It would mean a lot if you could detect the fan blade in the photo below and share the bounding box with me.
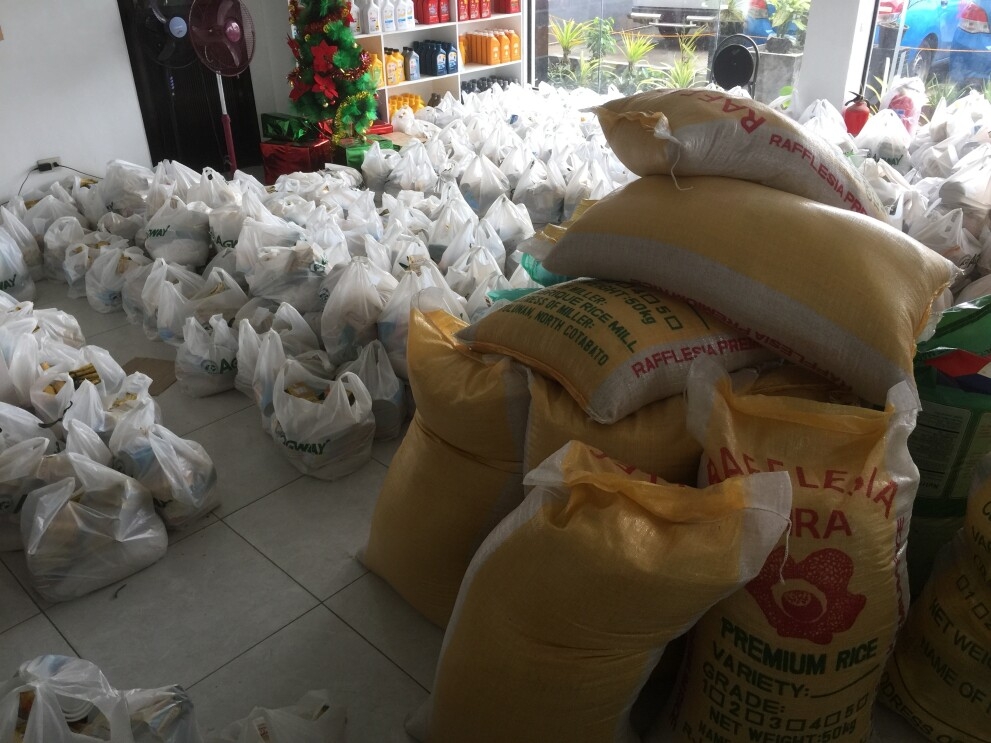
[217,0,237,28]
[148,0,168,24]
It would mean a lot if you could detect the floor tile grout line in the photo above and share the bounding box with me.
[322,570,370,601]
[215,473,306,521]
[167,396,256,438]
[184,603,330,691]
[324,603,431,694]
[216,518,328,607]
[0,559,45,618]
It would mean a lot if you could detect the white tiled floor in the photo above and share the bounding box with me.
[0,279,441,740]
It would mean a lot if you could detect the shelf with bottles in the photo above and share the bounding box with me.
[385,74,459,91]
[460,59,519,74]
[457,11,520,26]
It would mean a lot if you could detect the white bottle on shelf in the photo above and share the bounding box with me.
[404,0,415,29]
[382,0,396,32]
[396,0,410,30]
[365,0,381,33]
[352,0,363,34]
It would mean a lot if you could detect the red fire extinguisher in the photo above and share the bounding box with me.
[843,93,871,136]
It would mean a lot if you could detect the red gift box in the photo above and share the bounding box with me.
[260,138,333,185]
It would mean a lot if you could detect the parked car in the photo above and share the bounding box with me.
[875,0,961,81]
[949,1,991,84]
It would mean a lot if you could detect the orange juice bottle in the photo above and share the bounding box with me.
[498,31,510,63]
[509,28,520,60]
[488,32,500,65]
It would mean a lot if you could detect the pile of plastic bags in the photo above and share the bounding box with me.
[0,290,218,602]
[0,83,634,481]
[0,654,347,743]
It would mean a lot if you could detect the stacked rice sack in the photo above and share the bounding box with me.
[373,88,966,743]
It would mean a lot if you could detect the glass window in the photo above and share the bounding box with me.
[530,1,820,106]
[865,0,991,105]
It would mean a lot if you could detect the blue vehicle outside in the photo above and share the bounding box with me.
[874,0,961,81]
[950,1,991,83]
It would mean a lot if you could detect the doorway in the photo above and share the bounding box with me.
[116,0,262,173]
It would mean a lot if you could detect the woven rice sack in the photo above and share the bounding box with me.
[541,175,957,406]
[593,88,886,219]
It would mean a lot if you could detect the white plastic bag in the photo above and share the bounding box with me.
[101,373,162,441]
[86,247,153,314]
[97,211,146,242]
[176,314,239,398]
[512,158,566,227]
[909,202,982,275]
[0,401,58,453]
[122,261,157,326]
[271,363,375,480]
[466,268,512,322]
[157,268,247,346]
[0,655,136,742]
[385,141,438,197]
[140,259,207,341]
[320,257,394,365]
[336,340,405,440]
[29,369,74,440]
[209,690,346,743]
[0,225,35,300]
[360,141,400,202]
[186,167,239,208]
[26,196,86,242]
[208,205,246,253]
[563,159,613,221]
[0,437,48,552]
[379,258,465,379]
[109,400,219,529]
[427,196,479,263]
[252,329,287,432]
[22,454,167,602]
[99,159,154,215]
[459,153,511,217]
[483,194,535,256]
[235,319,262,398]
[143,197,211,267]
[0,205,44,280]
[64,419,113,467]
[243,243,329,313]
[271,302,320,357]
[43,216,86,281]
[445,245,503,298]
[855,109,913,171]
[499,140,536,193]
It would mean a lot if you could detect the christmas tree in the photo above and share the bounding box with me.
[287,0,378,142]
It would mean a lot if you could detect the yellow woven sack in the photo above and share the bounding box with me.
[406,308,529,461]
[362,414,524,628]
[458,278,772,424]
[524,371,701,484]
[416,441,792,743]
[878,453,991,743]
[593,88,887,219]
[658,356,921,743]
[541,175,958,406]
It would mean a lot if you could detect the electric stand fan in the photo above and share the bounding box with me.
[134,0,198,163]
[188,0,256,175]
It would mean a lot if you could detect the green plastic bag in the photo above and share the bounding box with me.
[909,294,991,517]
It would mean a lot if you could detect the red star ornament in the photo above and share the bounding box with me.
[312,73,339,102]
[311,40,339,74]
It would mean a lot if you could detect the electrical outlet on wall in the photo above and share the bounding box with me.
[36,157,61,172]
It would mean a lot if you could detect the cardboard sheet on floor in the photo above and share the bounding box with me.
[121,357,176,396]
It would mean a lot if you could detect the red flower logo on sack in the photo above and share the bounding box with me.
[745,547,866,645]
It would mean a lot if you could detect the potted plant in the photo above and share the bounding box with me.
[754,0,809,102]
[548,17,592,73]
[766,0,810,53]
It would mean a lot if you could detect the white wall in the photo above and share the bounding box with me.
[0,0,151,204]
[242,0,296,125]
